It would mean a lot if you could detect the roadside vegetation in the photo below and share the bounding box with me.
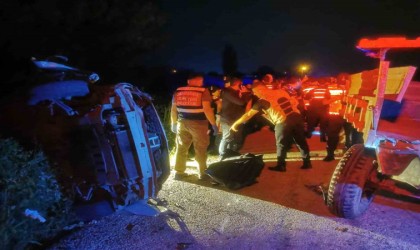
[0,138,76,250]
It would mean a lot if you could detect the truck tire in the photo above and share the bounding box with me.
[327,144,377,218]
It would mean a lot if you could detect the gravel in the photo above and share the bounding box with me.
[48,170,420,250]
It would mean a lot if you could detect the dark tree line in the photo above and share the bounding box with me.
[0,0,166,97]
[222,44,238,77]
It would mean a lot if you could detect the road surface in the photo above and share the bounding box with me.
[49,128,420,250]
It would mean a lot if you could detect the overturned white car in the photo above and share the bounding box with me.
[26,56,170,220]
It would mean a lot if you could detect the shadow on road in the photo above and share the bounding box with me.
[177,157,420,219]
[168,128,420,247]
[177,158,338,217]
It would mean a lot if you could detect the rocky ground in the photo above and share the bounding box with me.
[48,159,420,250]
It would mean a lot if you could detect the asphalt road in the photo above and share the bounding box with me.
[49,129,420,250]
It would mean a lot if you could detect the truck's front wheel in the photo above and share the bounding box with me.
[327,144,378,218]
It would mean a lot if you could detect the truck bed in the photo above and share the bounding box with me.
[377,81,420,141]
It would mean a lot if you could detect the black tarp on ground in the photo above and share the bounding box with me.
[205,150,264,190]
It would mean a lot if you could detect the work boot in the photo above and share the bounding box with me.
[174,172,191,180]
[323,154,335,162]
[323,149,335,162]
[268,157,286,172]
[300,160,312,169]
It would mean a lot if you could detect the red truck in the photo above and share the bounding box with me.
[327,37,420,218]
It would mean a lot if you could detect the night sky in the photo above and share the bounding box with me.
[141,0,420,77]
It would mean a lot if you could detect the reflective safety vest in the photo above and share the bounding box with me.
[307,86,330,110]
[329,99,343,115]
[311,87,330,100]
[174,86,206,120]
[261,89,300,125]
[328,87,345,115]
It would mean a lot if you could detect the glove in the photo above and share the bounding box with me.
[211,124,219,136]
[171,123,177,133]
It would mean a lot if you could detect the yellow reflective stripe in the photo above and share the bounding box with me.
[177,87,205,92]
[278,100,290,106]
[177,108,204,113]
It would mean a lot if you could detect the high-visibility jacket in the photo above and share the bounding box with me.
[174,86,207,120]
[305,86,331,111]
[328,87,346,115]
[308,86,330,101]
[329,99,343,115]
[257,88,300,125]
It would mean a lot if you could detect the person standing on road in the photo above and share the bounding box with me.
[243,75,276,133]
[218,77,251,158]
[207,85,222,154]
[304,78,331,141]
[282,76,308,120]
[230,81,311,172]
[322,90,345,161]
[335,72,364,150]
[171,73,218,180]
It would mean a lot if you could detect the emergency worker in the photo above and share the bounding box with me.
[323,87,345,161]
[241,80,264,136]
[282,76,307,118]
[240,81,254,103]
[305,78,331,141]
[336,72,364,149]
[262,73,274,84]
[208,85,222,154]
[218,77,250,157]
[260,73,275,89]
[171,73,218,180]
[247,75,276,132]
[231,82,311,172]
